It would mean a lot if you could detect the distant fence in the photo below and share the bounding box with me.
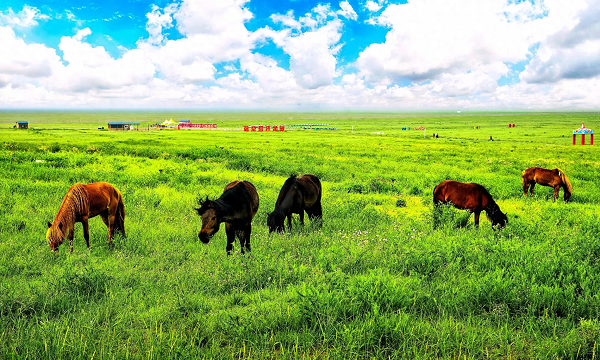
[287,124,337,130]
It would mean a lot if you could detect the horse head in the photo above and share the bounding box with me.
[487,207,508,230]
[267,211,285,233]
[46,220,65,251]
[195,197,221,243]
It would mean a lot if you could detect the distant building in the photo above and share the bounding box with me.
[16,121,28,129]
[108,122,140,131]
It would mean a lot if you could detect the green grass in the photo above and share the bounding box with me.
[1,112,600,358]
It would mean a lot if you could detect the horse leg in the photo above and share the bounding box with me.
[241,224,252,253]
[82,216,90,249]
[474,211,480,229]
[68,227,75,253]
[522,181,529,196]
[299,211,305,226]
[529,183,535,197]
[225,223,235,255]
[107,213,115,247]
[306,203,323,227]
[553,186,559,202]
[432,203,440,228]
[287,215,293,232]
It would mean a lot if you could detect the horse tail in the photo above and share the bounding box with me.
[114,189,126,237]
[557,168,573,197]
[432,183,442,205]
[313,175,322,202]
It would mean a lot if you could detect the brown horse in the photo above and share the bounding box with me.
[433,180,507,229]
[521,167,572,202]
[47,182,125,252]
[196,180,259,255]
[267,174,322,233]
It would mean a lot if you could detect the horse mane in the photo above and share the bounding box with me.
[196,196,217,215]
[473,183,495,204]
[477,184,504,222]
[485,201,503,222]
[275,174,298,206]
[50,183,89,236]
[556,168,573,195]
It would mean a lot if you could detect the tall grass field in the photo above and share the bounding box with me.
[1,112,599,359]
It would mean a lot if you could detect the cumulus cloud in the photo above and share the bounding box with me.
[0,5,48,28]
[338,1,358,20]
[145,4,178,45]
[1,0,600,109]
[365,1,383,12]
[0,26,60,79]
[173,0,252,36]
[521,0,600,84]
[267,4,353,89]
[356,0,537,87]
[51,28,156,92]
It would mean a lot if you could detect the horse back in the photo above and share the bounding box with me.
[296,174,321,207]
[531,167,560,187]
[81,182,121,217]
[434,180,492,211]
[222,180,259,220]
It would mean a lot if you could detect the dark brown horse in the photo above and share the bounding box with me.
[521,167,572,202]
[433,180,507,229]
[268,174,322,233]
[196,180,259,255]
[47,182,125,252]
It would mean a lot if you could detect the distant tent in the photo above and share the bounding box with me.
[161,119,177,127]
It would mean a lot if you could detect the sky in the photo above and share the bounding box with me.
[0,0,599,110]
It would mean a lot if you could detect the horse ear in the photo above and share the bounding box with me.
[47,221,52,228]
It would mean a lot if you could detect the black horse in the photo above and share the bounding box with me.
[267,174,322,233]
[196,180,259,255]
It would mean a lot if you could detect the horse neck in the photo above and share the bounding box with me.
[53,193,78,230]
[484,201,501,218]
[275,186,296,216]
[212,198,234,220]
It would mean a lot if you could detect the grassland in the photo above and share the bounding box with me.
[1,111,599,359]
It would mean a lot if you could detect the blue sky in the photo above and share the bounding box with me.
[0,0,599,109]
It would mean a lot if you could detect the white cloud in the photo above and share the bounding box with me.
[266,5,347,89]
[521,0,600,83]
[365,1,383,12]
[0,5,48,28]
[51,29,156,92]
[271,11,301,31]
[145,4,178,45]
[173,0,252,36]
[240,53,297,93]
[1,0,600,109]
[0,26,60,79]
[338,1,358,20]
[357,0,536,86]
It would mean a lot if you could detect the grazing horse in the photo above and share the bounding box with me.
[196,180,259,255]
[433,180,507,229]
[521,167,572,202]
[267,174,322,233]
[47,182,125,252]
